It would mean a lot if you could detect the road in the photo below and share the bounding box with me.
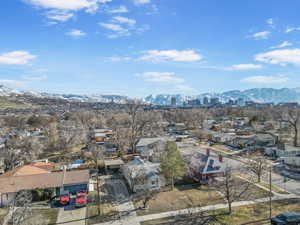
[177,142,300,196]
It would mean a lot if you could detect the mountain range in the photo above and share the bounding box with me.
[1,85,300,105]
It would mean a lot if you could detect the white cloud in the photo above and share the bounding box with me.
[25,0,111,11]
[99,22,129,38]
[249,31,270,40]
[108,5,128,13]
[241,75,289,84]
[266,18,275,28]
[133,0,151,5]
[24,0,112,22]
[112,16,136,26]
[226,64,263,71]
[0,80,28,87]
[285,27,300,33]
[109,56,132,62]
[271,41,292,49]
[22,74,48,81]
[45,10,74,21]
[66,29,86,37]
[175,84,197,93]
[255,48,300,66]
[0,51,37,65]
[139,72,185,83]
[140,50,203,62]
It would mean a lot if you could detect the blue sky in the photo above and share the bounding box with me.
[1,0,300,97]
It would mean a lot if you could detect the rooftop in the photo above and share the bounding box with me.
[0,169,89,194]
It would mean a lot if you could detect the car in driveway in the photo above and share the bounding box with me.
[59,191,70,205]
[75,191,88,208]
[271,211,300,224]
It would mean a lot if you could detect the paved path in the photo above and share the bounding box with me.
[56,206,86,225]
[137,195,296,222]
[99,179,140,225]
[95,194,297,224]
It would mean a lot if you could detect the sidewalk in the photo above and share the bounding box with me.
[56,207,86,225]
[96,194,297,224]
[137,195,296,222]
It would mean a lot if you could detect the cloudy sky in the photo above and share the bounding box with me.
[2,0,300,96]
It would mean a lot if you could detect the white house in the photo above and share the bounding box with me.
[136,137,168,162]
[121,157,164,192]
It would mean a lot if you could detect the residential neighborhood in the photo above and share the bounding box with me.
[2,0,300,224]
[0,101,300,225]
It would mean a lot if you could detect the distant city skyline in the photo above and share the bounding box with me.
[2,0,300,97]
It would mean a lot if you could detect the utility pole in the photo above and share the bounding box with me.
[269,166,272,221]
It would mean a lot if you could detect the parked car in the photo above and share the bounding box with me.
[76,190,87,197]
[59,191,70,205]
[271,211,300,225]
[75,196,87,207]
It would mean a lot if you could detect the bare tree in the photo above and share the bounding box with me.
[216,167,252,214]
[126,101,154,153]
[89,143,104,215]
[247,157,268,183]
[130,167,160,209]
[10,191,33,225]
[277,107,300,147]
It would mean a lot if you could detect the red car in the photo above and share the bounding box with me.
[59,193,70,205]
[76,191,87,197]
[75,196,87,207]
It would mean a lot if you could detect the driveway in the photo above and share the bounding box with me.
[100,179,140,225]
[56,203,86,225]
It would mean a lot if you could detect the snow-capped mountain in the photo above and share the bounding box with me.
[0,85,129,104]
[2,85,300,105]
[145,88,300,105]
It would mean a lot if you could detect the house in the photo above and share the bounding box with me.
[230,136,256,149]
[64,160,85,170]
[0,169,89,207]
[90,128,113,144]
[254,133,276,147]
[185,149,225,184]
[0,162,54,178]
[121,157,164,192]
[283,156,300,168]
[265,144,300,158]
[104,159,124,171]
[136,137,168,162]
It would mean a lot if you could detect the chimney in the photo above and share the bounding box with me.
[218,155,223,163]
[206,149,210,156]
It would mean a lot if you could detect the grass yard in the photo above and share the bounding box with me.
[141,198,300,225]
[25,208,59,225]
[87,203,118,225]
[215,198,300,225]
[237,172,289,195]
[0,208,8,225]
[134,184,225,216]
